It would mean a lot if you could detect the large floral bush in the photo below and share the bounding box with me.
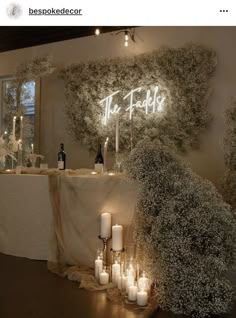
[222,98,236,209]
[125,140,236,317]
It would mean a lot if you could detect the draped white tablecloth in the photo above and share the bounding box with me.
[0,173,138,267]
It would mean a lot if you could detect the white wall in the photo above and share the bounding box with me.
[0,26,235,186]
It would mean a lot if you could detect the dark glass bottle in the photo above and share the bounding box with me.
[58,143,66,170]
[95,144,104,164]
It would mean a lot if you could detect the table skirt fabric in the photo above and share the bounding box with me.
[48,174,138,267]
[0,173,138,267]
[0,174,52,260]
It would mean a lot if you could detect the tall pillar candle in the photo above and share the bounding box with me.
[115,115,119,153]
[12,116,16,140]
[20,116,23,141]
[103,137,109,173]
[130,113,133,151]
[112,224,123,251]
[101,213,111,238]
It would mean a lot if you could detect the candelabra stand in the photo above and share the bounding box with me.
[98,235,111,267]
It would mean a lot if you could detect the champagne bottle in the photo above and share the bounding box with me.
[58,143,66,170]
[94,144,103,173]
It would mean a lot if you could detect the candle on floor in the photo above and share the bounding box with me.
[126,274,135,293]
[95,257,103,280]
[99,269,109,285]
[112,224,123,251]
[128,285,138,301]
[138,272,149,291]
[101,212,111,238]
[112,261,121,285]
[137,289,148,306]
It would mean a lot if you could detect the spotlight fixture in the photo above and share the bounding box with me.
[95,28,100,36]
[114,28,136,48]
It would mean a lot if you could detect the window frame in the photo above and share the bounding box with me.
[0,75,41,154]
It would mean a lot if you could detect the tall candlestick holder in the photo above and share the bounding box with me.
[98,235,111,267]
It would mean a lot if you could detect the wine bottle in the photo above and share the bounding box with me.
[94,143,104,173]
[58,143,66,170]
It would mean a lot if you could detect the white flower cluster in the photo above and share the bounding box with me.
[222,99,236,208]
[61,43,216,153]
[125,140,236,317]
[0,134,18,165]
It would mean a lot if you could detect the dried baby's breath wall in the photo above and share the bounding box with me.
[61,43,216,153]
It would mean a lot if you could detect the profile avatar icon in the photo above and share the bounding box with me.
[7,3,22,19]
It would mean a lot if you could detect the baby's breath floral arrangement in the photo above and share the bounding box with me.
[125,140,236,317]
[61,43,216,153]
[221,98,236,208]
[0,134,18,168]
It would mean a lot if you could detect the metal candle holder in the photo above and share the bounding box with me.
[98,235,111,267]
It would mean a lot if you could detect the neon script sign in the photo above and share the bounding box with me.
[100,86,166,125]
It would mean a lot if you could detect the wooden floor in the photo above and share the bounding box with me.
[0,253,235,318]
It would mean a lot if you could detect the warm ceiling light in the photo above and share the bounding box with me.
[124,31,129,41]
[95,28,100,36]
[124,40,129,47]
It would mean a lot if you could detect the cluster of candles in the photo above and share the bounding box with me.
[94,212,150,306]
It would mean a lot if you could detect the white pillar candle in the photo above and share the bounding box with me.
[128,285,138,301]
[103,137,109,173]
[112,261,121,285]
[138,274,149,291]
[115,115,119,153]
[137,290,148,306]
[126,274,135,293]
[99,270,109,285]
[95,257,103,280]
[112,224,123,251]
[12,116,16,139]
[20,116,23,141]
[101,213,111,238]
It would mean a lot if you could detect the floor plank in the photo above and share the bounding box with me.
[0,253,235,318]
